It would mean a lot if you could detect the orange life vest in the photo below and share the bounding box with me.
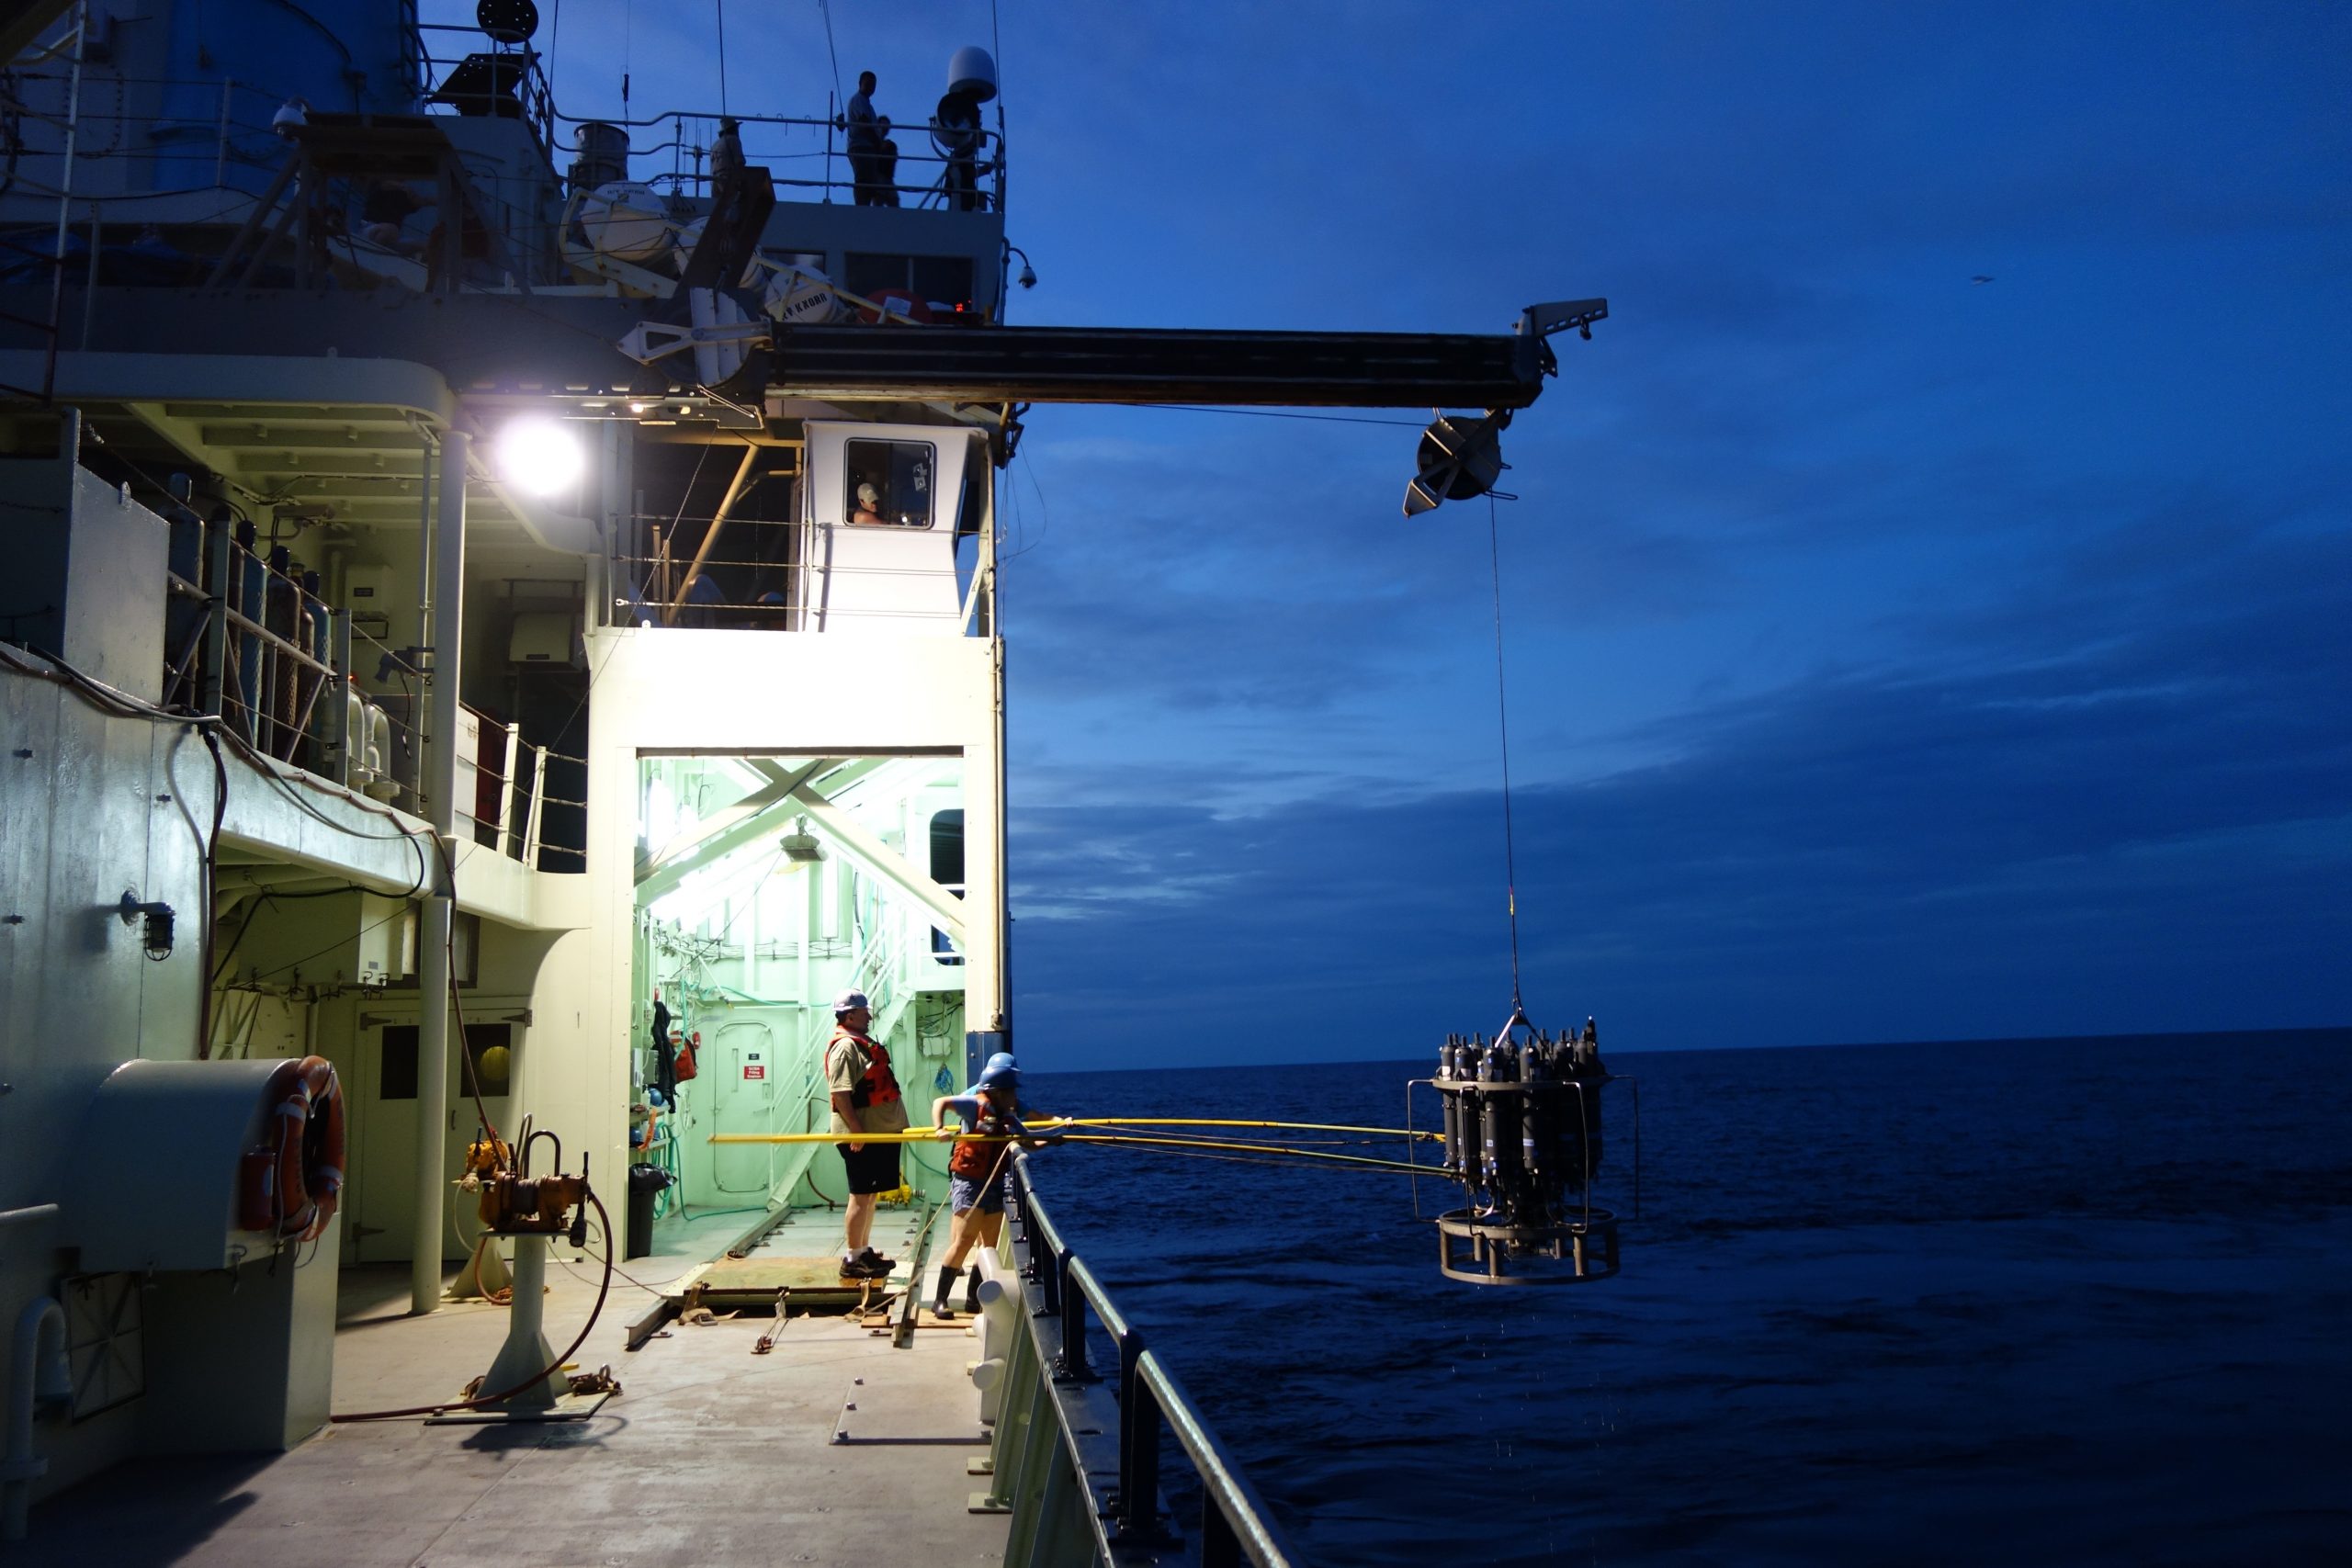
[830,1028,900,1109]
[948,1096,1016,1179]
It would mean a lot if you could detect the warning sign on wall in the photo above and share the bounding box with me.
[743,1064,766,1080]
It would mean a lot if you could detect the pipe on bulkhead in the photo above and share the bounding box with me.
[411,427,469,1316]
[3,1295,71,1541]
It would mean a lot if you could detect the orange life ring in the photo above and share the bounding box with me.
[238,1055,347,1241]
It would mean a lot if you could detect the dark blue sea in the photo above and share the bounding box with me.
[1028,1030,2352,1565]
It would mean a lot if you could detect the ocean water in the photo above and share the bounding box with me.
[1027,1030,2352,1565]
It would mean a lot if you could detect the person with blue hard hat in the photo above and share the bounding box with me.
[928,1052,1044,1315]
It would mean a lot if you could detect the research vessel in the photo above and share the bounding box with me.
[0,3,1605,1559]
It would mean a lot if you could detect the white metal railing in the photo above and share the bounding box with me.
[149,509,588,872]
[612,544,978,632]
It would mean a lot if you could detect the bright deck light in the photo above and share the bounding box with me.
[497,417,585,495]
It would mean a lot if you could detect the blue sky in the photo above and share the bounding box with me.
[503,2,2351,1066]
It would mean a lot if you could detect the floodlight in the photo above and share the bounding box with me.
[497,417,585,496]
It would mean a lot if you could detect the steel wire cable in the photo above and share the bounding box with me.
[1487,491,1524,1011]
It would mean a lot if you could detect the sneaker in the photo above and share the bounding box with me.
[840,1253,888,1280]
[857,1246,896,1270]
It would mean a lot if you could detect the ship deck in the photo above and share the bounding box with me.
[15,1206,1011,1567]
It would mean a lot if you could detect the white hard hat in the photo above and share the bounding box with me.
[856,483,879,506]
[834,988,872,1014]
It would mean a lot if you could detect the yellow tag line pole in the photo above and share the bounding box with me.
[707,1116,1438,1144]
[710,1130,1007,1144]
[707,1127,1431,1175]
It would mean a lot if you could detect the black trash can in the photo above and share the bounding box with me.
[625,1165,673,1260]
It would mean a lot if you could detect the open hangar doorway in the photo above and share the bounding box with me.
[628,752,969,1242]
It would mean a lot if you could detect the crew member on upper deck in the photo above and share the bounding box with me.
[933,83,984,211]
[842,71,899,207]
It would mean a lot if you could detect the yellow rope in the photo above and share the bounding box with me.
[1051,1132,1427,1174]
[703,1128,1424,1178]
[709,1115,1436,1145]
[1055,1116,1439,1141]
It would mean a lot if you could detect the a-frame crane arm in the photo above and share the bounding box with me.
[764,319,1566,410]
[758,299,1604,411]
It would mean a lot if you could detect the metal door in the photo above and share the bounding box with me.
[711,1021,780,1195]
[349,1007,518,1264]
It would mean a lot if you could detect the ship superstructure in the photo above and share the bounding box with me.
[0,2,1594,1557]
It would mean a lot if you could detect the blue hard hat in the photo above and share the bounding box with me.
[978,1052,1019,1090]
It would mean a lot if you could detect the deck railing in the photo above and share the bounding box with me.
[553,106,1005,214]
[158,509,586,872]
[989,1159,1299,1568]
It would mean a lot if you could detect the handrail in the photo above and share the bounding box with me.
[1003,1159,1300,1567]
[548,104,1004,211]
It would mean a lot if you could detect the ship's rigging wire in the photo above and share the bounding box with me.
[817,0,842,107]
[541,1,561,105]
[998,448,1050,564]
[714,0,729,117]
[1486,491,1524,1012]
[990,0,1006,171]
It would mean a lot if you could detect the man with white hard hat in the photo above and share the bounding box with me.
[825,988,908,1278]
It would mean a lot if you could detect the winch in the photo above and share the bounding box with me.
[1427,1011,1623,1284]
[470,1125,593,1247]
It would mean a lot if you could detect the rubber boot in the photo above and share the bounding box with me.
[961,1265,983,1314]
[933,1264,958,1317]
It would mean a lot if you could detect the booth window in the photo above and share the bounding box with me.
[930,808,965,966]
[843,253,976,310]
[844,439,933,527]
